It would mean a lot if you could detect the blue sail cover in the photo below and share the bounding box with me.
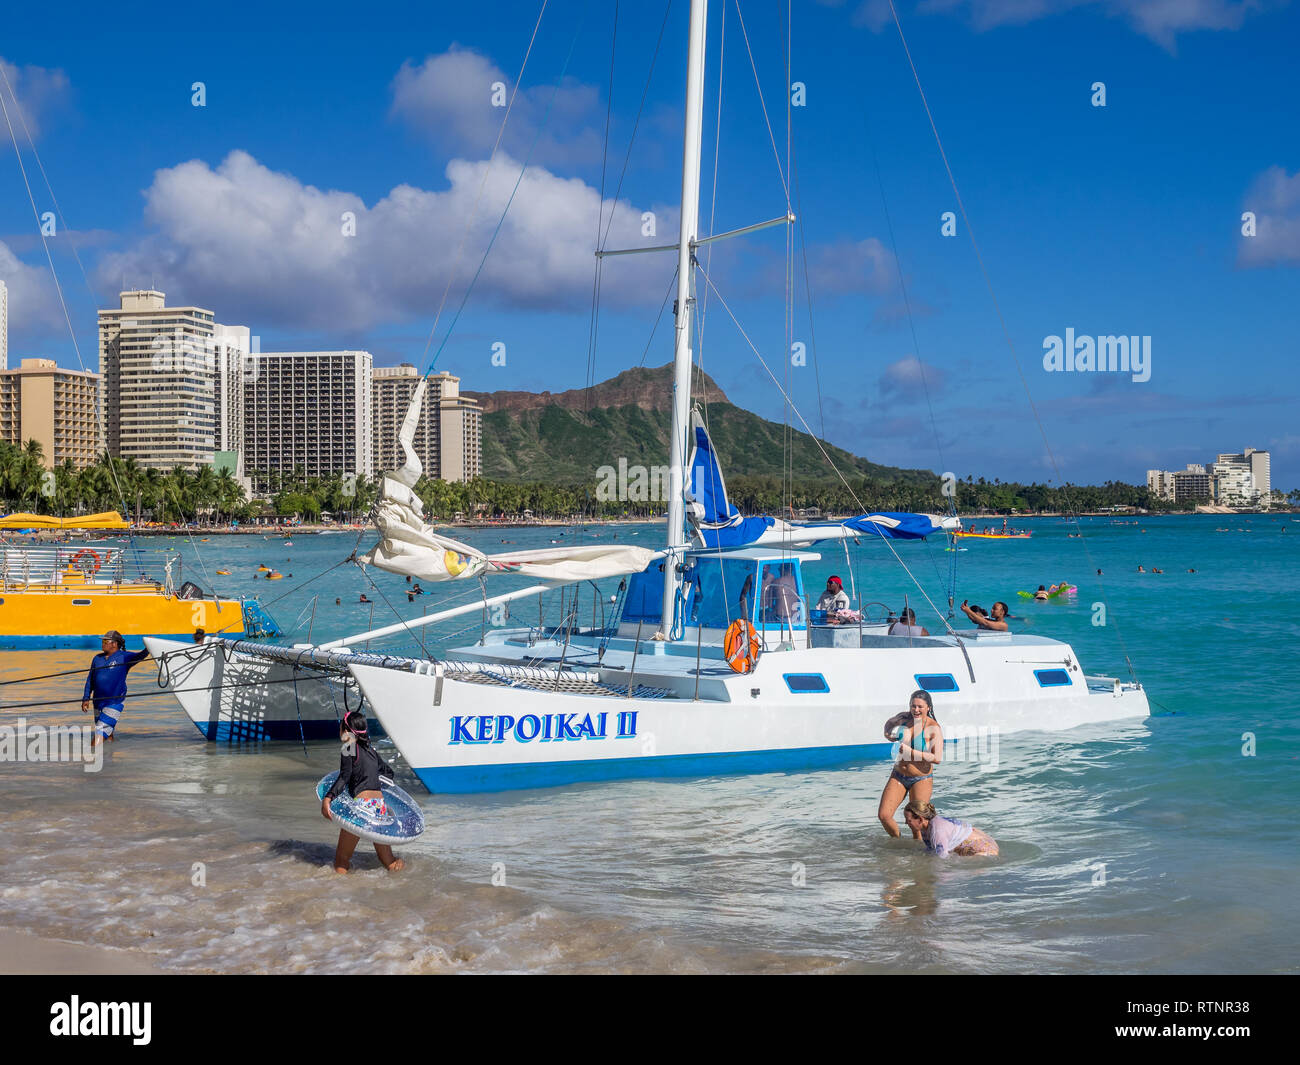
[842,512,946,539]
[688,419,739,524]
[698,515,775,549]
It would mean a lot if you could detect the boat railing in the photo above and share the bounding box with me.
[0,545,127,588]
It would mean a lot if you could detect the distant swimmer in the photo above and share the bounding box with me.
[1097,569,1103,576]
[1034,585,1050,601]
[335,598,342,606]
[878,691,943,839]
[1137,566,1145,573]
[904,801,999,858]
[81,631,151,746]
[359,594,372,604]
[1188,568,1196,573]
[322,710,404,874]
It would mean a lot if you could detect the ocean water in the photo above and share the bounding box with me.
[0,514,1296,973]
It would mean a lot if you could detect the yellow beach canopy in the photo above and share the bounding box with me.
[0,512,131,530]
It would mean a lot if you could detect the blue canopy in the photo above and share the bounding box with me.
[842,512,948,540]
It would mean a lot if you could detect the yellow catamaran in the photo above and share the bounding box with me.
[0,513,279,648]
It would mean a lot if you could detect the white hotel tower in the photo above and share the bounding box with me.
[243,351,373,492]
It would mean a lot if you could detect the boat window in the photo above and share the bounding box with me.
[758,561,805,630]
[1034,669,1072,687]
[71,599,92,606]
[915,673,959,692]
[693,559,759,629]
[783,673,829,693]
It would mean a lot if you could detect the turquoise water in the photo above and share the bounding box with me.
[0,514,1296,973]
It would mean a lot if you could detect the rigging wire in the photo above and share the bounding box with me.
[423,1,592,377]
[419,0,552,373]
[885,0,1139,679]
[696,262,955,632]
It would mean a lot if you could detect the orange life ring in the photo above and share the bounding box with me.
[723,618,761,674]
[71,548,102,575]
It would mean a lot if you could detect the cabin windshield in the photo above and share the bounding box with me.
[689,558,757,629]
[757,561,805,631]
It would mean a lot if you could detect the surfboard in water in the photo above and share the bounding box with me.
[316,771,426,844]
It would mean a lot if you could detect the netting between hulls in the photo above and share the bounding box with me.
[450,670,675,699]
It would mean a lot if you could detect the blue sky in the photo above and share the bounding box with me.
[1,0,1297,489]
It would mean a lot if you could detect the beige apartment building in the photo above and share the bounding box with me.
[243,351,372,493]
[372,364,482,482]
[97,290,247,470]
[0,358,101,468]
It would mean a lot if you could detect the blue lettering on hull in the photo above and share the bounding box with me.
[450,711,639,745]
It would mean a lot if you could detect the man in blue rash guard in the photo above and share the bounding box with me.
[81,630,151,745]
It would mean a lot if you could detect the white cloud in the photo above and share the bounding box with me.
[805,237,897,296]
[0,58,71,140]
[878,354,947,399]
[1238,165,1300,267]
[860,0,1276,46]
[95,149,672,331]
[0,239,67,337]
[390,47,606,169]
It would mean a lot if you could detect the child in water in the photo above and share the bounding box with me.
[321,709,404,873]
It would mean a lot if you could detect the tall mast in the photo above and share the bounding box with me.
[661,0,708,638]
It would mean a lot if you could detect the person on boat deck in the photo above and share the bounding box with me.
[903,800,999,858]
[1034,585,1050,601]
[887,607,930,637]
[322,709,404,874]
[961,599,1010,631]
[80,631,150,746]
[193,628,206,643]
[816,575,850,612]
[761,565,800,622]
[878,691,943,839]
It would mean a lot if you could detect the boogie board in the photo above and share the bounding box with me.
[316,772,426,844]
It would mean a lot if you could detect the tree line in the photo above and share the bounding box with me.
[1,442,1291,524]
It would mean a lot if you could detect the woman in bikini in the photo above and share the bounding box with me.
[903,800,999,857]
[877,690,943,839]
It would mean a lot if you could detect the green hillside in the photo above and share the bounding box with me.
[474,374,934,485]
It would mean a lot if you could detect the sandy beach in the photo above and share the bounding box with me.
[0,928,160,975]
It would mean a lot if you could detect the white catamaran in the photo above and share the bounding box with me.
[146,0,1148,787]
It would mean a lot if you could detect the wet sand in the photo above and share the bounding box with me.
[0,928,160,975]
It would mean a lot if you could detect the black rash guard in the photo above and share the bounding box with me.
[326,743,395,801]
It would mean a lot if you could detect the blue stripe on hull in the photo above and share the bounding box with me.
[193,718,386,743]
[414,741,897,794]
[0,632,244,650]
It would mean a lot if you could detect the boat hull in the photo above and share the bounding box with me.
[2,593,250,648]
[349,636,1149,794]
[145,638,365,742]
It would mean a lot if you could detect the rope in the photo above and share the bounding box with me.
[732,0,790,204]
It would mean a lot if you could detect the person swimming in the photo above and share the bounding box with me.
[904,800,999,858]
[878,691,943,839]
[1034,584,1050,601]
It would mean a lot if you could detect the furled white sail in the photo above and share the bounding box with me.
[360,377,662,583]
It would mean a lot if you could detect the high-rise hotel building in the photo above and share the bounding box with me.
[0,279,8,371]
[0,358,100,468]
[243,351,373,493]
[97,290,247,469]
[371,364,482,482]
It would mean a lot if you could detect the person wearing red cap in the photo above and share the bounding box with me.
[816,575,850,612]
